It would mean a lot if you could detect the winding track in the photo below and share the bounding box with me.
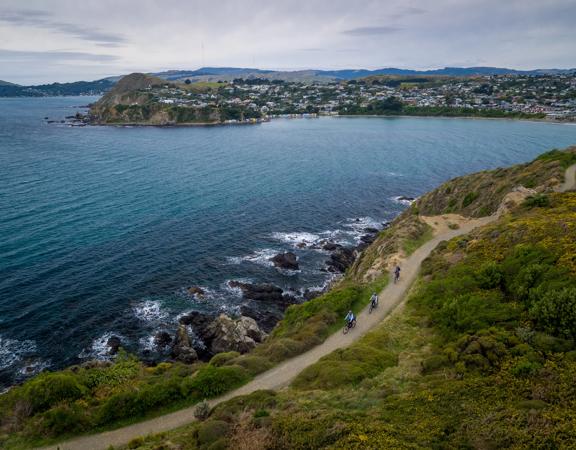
[42,164,576,450]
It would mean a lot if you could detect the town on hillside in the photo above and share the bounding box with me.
[109,73,576,124]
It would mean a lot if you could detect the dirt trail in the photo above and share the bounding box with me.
[44,215,495,450]
[44,165,576,450]
[557,164,576,192]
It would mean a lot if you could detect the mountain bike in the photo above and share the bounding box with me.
[343,318,356,334]
[369,299,378,314]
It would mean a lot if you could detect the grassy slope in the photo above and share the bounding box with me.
[121,189,576,450]
[1,148,574,449]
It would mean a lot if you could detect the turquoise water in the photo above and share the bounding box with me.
[1,96,575,388]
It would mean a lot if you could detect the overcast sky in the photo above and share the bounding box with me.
[1,0,575,84]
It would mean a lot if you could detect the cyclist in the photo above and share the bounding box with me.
[344,310,356,327]
[394,265,401,283]
[370,292,378,308]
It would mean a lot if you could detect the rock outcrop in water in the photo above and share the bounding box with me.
[171,325,198,363]
[270,252,299,270]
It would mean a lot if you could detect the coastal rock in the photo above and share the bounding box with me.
[270,252,299,270]
[302,288,323,301]
[397,196,415,202]
[154,331,172,348]
[106,336,122,355]
[171,324,198,363]
[186,286,206,297]
[227,281,285,303]
[363,227,379,234]
[179,311,214,342]
[360,233,378,245]
[322,241,340,252]
[326,246,356,273]
[239,305,283,333]
[204,314,267,354]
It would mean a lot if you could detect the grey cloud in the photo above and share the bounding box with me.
[0,9,126,44]
[0,48,119,62]
[342,26,401,36]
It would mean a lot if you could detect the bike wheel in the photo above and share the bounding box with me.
[369,304,374,314]
[343,325,349,335]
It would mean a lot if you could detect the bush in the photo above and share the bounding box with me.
[197,420,230,446]
[530,288,576,340]
[476,262,504,289]
[210,352,241,367]
[228,355,273,376]
[462,192,479,208]
[523,194,550,208]
[23,372,86,413]
[510,358,542,377]
[97,390,142,425]
[194,400,211,421]
[182,366,250,399]
[422,355,450,374]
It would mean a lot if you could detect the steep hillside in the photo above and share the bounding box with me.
[89,73,225,125]
[350,147,576,283]
[120,186,576,449]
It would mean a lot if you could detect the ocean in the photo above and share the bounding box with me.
[1,96,575,389]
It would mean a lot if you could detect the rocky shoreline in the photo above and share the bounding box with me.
[98,224,386,365]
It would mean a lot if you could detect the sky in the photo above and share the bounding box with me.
[0,0,575,84]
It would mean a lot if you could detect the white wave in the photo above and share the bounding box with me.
[344,216,384,231]
[222,278,253,297]
[18,359,51,377]
[78,331,126,360]
[227,248,280,268]
[138,335,157,352]
[0,336,37,370]
[391,196,416,206]
[270,231,321,248]
[179,286,216,301]
[133,300,169,323]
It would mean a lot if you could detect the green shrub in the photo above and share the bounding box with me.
[97,390,142,425]
[194,400,211,421]
[476,262,504,289]
[510,358,542,377]
[292,345,396,390]
[530,288,576,340]
[523,194,550,208]
[40,404,90,436]
[23,372,86,413]
[227,355,273,376]
[462,192,479,208]
[197,420,230,446]
[181,366,250,399]
[422,355,450,374]
[210,352,241,367]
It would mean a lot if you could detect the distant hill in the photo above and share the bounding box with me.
[0,78,114,97]
[1,66,575,97]
[152,66,576,83]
